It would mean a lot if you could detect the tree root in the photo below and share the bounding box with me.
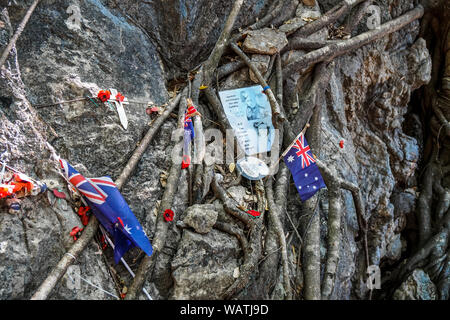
[248,0,285,31]
[321,170,342,299]
[212,173,253,227]
[290,0,366,38]
[125,89,189,300]
[266,177,292,299]
[342,0,374,36]
[283,5,424,80]
[221,181,265,299]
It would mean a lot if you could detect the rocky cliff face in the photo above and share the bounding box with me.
[0,0,443,300]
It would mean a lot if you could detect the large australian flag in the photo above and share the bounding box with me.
[283,133,326,201]
[59,158,153,264]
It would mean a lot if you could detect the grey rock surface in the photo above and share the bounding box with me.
[110,0,273,74]
[393,269,437,300]
[243,28,288,55]
[171,228,241,299]
[183,204,218,234]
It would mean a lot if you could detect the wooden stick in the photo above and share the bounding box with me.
[0,0,41,69]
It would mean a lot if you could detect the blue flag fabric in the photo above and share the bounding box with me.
[283,133,326,201]
[59,159,153,264]
[184,113,194,143]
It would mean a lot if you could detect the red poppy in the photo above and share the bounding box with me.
[97,90,111,102]
[181,155,191,169]
[116,92,125,102]
[77,206,91,226]
[164,209,174,222]
[246,210,261,218]
[339,140,344,149]
[70,226,83,241]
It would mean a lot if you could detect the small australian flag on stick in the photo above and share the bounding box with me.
[283,132,326,201]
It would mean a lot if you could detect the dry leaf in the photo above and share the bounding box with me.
[229,163,235,173]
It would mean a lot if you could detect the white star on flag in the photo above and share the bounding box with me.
[287,155,294,163]
[124,225,132,234]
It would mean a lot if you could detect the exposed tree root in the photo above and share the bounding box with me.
[125,89,189,300]
[266,177,292,299]
[290,0,366,38]
[321,169,342,299]
[283,6,424,80]
[248,0,285,31]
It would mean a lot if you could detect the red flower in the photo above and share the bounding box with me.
[77,206,91,226]
[164,209,174,222]
[246,210,261,218]
[97,90,111,102]
[181,155,191,169]
[339,140,344,149]
[116,92,125,102]
[70,226,83,241]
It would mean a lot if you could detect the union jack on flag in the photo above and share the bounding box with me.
[283,132,326,201]
[58,158,153,264]
[292,133,316,169]
[59,158,114,205]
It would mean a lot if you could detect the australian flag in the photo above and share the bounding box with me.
[59,158,153,264]
[283,133,326,201]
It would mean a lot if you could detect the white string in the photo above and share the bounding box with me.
[99,225,153,300]
[67,272,119,299]
[65,252,77,261]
